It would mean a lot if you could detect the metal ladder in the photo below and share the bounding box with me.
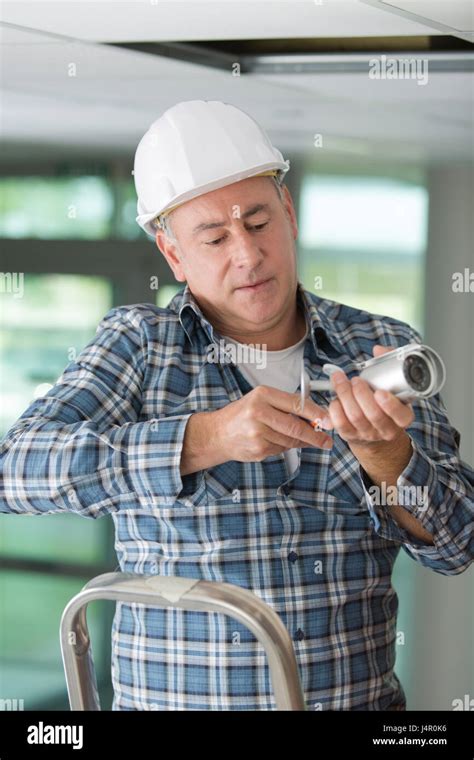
[60,572,306,711]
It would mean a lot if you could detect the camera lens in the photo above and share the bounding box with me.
[403,354,431,392]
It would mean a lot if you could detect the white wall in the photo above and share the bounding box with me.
[407,164,474,710]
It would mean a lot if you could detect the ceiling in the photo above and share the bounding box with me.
[0,0,472,167]
[360,1,473,43]
[0,0,449,43]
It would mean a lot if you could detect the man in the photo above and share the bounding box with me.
[1,100,473,711]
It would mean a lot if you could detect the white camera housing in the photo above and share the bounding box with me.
[300,343,446,409]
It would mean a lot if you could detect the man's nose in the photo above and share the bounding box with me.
[230,228,264,267]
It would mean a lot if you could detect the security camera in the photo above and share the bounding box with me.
[300,343,446,410]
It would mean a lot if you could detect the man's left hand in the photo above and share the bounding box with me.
[319,345,434,542]
[321,345,415,449]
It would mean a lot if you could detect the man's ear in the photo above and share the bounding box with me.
[155,230,186,282]
[281,185,298,239]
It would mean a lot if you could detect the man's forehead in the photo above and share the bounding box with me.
[172,175,277,232]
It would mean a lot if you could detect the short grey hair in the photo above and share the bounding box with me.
[153,174,285,242]
[156,211,176,241]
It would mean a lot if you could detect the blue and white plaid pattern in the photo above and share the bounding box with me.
[1,282,473,710]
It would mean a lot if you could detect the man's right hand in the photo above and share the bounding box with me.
[180,386,333,476]
[212,385,333,463]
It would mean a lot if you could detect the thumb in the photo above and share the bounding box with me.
[373,344,395,358]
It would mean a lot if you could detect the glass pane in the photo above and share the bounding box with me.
[114,177,145,241]
[0,513,110,566]
[0,274,112,433]
[301,257,423,329]
[298,172,426,703]
[299,175,428,331]
[156,284,183,308]
[0,274,113,564]
[0,571,111,709]
[300,176,428,253]
[0,176,113,239]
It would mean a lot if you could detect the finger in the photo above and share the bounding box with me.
[260,422,333,452]
[373,388,415,429]
[327,398,359,438]
[373,344,395,357]
[262,407,334,450]
[350,377,402,439]
[293,393,333,428]
[330,371,375,437]
[258,386,330,428]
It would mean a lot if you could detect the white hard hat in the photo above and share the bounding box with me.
[133,99,290,238]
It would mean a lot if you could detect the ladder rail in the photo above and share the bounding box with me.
[60,572,306,711]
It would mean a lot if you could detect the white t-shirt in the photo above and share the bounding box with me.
[222,325,309,476]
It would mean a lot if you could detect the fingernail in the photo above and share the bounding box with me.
[312,415,331,430]
[375,389,390,403]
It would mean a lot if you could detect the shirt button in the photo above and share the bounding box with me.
[281,485,290,495]
[287,551,298,563]
[294,629,305,642]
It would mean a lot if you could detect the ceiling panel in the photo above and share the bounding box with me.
[0,2,472,165]
[0,0,442,43]
[360,0,474,42]
[389,0,473,30]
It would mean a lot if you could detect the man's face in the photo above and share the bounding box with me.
[156,176,299,336]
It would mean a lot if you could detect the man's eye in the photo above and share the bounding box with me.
[206,236,226,246]
[205,222,269,246]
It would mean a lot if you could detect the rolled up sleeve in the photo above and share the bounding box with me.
[359,391,474,576]
[0,307,204,519]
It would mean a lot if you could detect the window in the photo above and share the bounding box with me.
[156,284,183,309]
[298,172,429,701]
[299,175,428,331]
[0,274,112,432]
[0,274,115,708]
[0,177,114,240]
[0,572,111,709]
[0,173,149,242]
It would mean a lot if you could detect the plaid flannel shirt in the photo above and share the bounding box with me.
[1,281,473,710]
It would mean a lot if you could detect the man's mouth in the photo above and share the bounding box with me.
[236,277,273,291]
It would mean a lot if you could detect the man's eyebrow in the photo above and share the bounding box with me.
[192,203,272,236]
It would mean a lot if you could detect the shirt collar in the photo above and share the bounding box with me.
[176,283,216,345]
[172,280,345,356]
[295,281,345,356]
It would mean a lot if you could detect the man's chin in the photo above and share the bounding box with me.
[229,304,281,331]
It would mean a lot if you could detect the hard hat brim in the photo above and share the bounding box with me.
[136,161,289,238]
